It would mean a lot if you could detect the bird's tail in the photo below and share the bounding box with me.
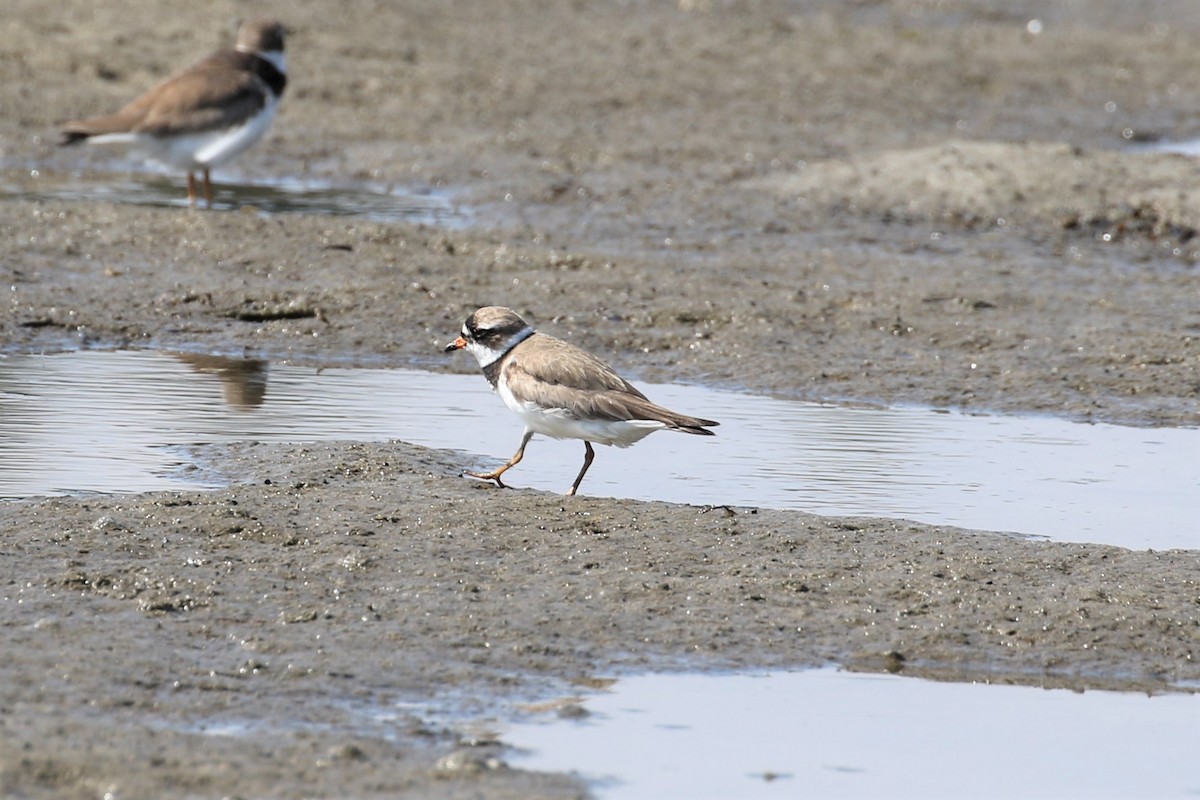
[59,130,91,146]
[672,416,719,436]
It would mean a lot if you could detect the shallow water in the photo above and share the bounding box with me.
[1146,137,1200,157]
[503,668,1200,800]
[0,169,464,225]
[0,349,1196,550]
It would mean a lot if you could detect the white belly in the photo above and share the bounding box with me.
[87,98,279,171]
[192,99,279,167]
[497,380,665,447]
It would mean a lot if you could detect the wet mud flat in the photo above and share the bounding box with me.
[2,0,1200,798]
[2,440,1198,799]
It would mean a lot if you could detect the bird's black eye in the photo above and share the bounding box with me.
[466,318,495,339]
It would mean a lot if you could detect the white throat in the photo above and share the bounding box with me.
[468,326,534,368]
[248,49,287,75]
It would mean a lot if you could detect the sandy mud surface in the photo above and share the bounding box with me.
[1,1,1198,798]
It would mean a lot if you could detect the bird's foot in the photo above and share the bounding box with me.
[464,469,510,489]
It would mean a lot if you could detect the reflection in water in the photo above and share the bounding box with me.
[0,350,1196,550]
[1146,138,1200,157]
[504,668,1200,800]
[0,170,464,226]
[172,353,269,410]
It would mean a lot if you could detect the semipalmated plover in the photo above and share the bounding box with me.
[59,18,288,208]
[445,306,719,496]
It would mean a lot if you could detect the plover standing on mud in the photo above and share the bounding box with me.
[445,306,719,496]
[59,18,288,208]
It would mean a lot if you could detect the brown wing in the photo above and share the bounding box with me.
[61,50,267,140]
[513,334,648,396]
[505,336,719,432]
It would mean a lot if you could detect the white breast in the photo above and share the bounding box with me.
[89,95,279,171]
[192,96,279,167]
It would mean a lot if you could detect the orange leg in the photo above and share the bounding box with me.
[186,172,198,207]
[566,441,596,497]
[202,168,213,208]
[466,430,533,489]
